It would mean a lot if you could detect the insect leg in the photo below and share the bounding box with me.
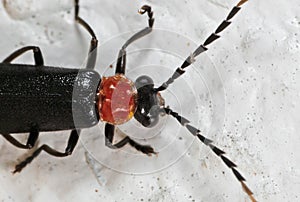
[156,0,248,91]
[105,123,157,155]
[1,126,39,149]
[26,129,39,148]
[2,46,44,66]
[162,107,256,202]
[115,5,154,74]
[13,129,80,173]
[74,0,98,69]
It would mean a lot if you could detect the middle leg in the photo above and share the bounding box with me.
[2,46,44,66]
[1,124,40,150]
[13,129,81,173]
[74,0,98,69]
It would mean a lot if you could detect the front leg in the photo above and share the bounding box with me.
[115,5,154,74]
[105,123,157,155]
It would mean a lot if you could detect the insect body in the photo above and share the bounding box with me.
[0,64,100,133]
[0,0,256,201]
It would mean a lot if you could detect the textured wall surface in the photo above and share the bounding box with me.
[0,0,299,201]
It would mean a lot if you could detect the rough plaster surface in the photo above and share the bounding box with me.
[0,0,299,201]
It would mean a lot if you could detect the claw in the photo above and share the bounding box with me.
[138,5,151,15]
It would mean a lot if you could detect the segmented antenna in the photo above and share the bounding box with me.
[156,0,248,92]
[164,107,257,202]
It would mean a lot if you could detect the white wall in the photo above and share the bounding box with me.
[0,0,299,201]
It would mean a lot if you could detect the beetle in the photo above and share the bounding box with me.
[0,0,256,201]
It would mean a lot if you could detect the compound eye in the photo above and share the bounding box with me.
[135,75,154,89]
[147,115,159,128]
[146,105,160,127]
[139,114,159,128]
